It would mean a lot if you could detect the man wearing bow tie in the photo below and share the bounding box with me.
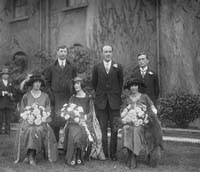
[44,45,77,141]
[131,53,159,105]
[92,45,123,160]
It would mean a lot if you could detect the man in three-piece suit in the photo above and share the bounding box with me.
[92,45,123,160]
[131,53,159,105]
[44,45,77,141]
[0,67,14,134]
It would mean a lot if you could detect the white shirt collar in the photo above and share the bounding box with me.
[103,60,112,68]
[58,58,66,66]
[140,66,148,72]
[2,79,8,86]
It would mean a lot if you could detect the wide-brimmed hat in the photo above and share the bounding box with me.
[124,78,146,90]
[73,76,83,83]
[27,74,45,87]
[0,67,10,76]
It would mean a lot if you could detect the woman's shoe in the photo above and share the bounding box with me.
[29,159,36,166]
[22,157,29,164]
[76,149,83,165]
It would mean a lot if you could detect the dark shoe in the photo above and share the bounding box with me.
[111,155,117,161]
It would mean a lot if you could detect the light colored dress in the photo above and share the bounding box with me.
[14,91,58,163]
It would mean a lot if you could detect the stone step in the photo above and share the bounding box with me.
[8,123,200,144]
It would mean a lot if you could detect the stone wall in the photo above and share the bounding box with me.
[88,0,157,71]
[160,0,200,94]
[0,0,11,65]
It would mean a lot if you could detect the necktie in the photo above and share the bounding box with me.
[61,61,65,69]
[105,63,109,74]
[141,71,145,78]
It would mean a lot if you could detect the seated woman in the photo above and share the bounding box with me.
[121,78,163,169]
[63,76,105,166]
[14,74,58,166]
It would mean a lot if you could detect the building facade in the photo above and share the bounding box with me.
[0,0,200,94]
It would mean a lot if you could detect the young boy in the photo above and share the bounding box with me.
[0,67,14,134]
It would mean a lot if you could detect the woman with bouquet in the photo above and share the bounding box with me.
[14,74,58,166]
[62,76,105,166]
[121,78,162,169]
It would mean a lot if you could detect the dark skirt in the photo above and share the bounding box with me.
[64,122,88,164]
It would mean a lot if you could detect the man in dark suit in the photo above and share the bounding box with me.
[92,45,123,160]
[0,67,14,134]
[131,53,159,105]
[44,45,77,141]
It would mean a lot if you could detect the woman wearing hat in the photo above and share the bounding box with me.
[121,78,162,169]
[14,73,58,166]
[63,76,105,166]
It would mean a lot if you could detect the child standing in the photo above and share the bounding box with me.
[0,67,14,134]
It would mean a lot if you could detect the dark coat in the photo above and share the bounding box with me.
[0,79,14,109]
[44,60,77,114]
[92,61,123,110]
[131,66,159,105]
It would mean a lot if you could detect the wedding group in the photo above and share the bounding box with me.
[0,44,163,169]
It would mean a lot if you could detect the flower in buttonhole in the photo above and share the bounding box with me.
[74,117,80,123]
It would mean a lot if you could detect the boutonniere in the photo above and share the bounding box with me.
[148,71,153,75]
[113,64,118,68]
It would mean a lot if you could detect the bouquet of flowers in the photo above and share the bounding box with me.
[60,103,86,123]
[122,104,149,126]
[20,103,50,126]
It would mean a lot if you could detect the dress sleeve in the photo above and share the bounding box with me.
[144,94,154,107]
[45,93,51,112]
[20,93,28,113]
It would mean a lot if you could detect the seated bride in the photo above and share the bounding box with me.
[120,78,163,169]
[61,76,105,166]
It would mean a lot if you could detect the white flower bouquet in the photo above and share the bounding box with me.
[20,103,50,126]
[60,103,86,124]
[122,104,149,126]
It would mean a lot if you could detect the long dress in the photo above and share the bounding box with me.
[14,91,58,163]
[64,94,105,164]
[121,93,162,156]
